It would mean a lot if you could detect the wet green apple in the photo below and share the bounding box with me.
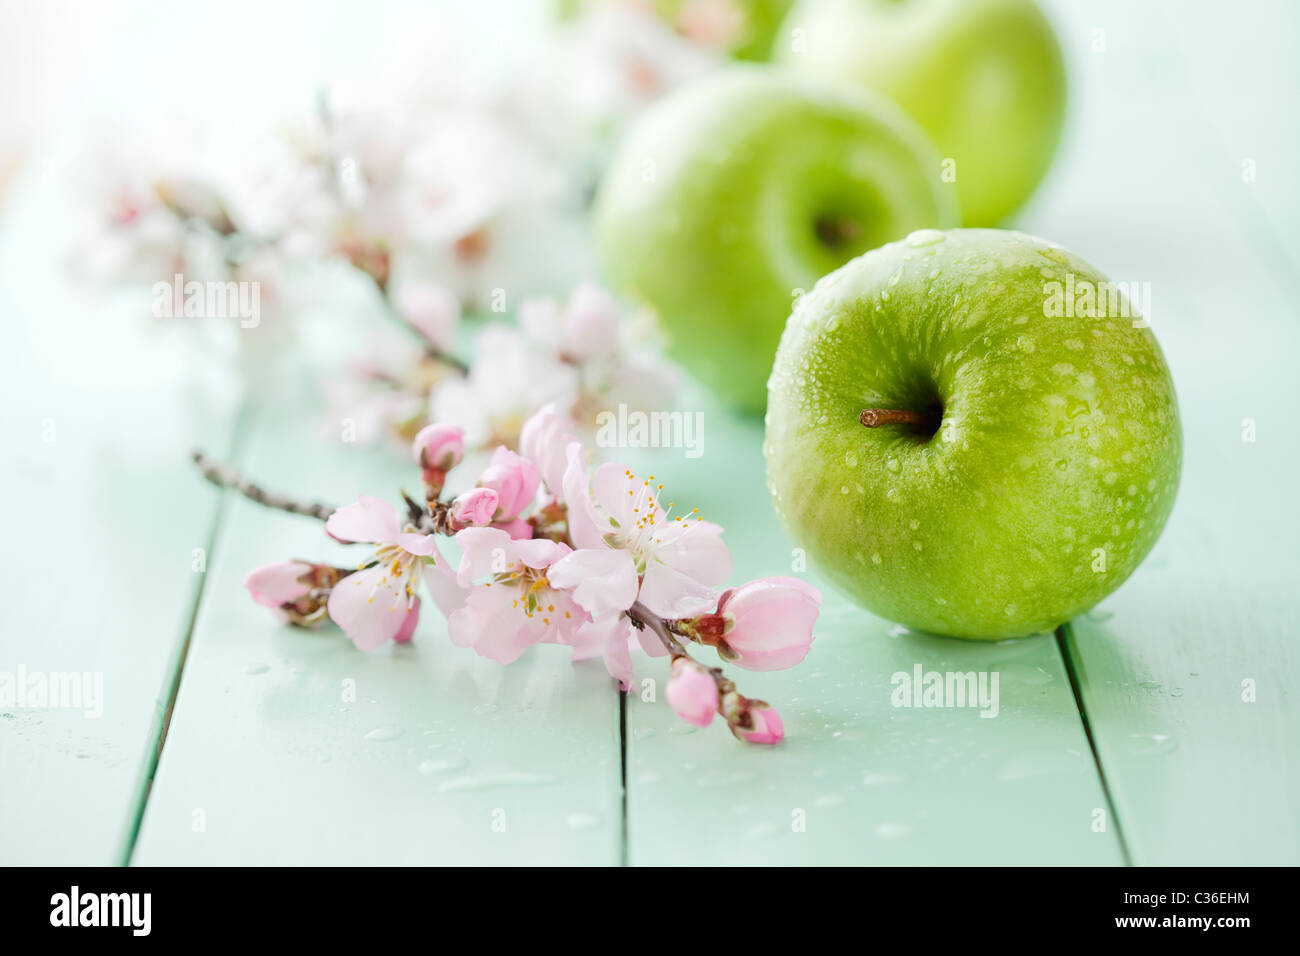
[775,0,1066,226]
[595,66,957,412]
[765,228,1182,639]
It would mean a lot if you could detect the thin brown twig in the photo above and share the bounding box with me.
[191,450,337,521]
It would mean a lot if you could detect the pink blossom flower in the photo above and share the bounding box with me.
[448,488,498,530]
[478,446,540,521]
[687,577,822,671]
[392,279,460,353]
[666,658,718,727]
[519,281,621,363]
[563,453,731,620]
[733,702,784,745]
[448,527,585,663]
[325,495,443,650]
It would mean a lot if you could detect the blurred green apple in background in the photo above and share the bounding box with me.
[765,229,1181,639]
[595,66,957,412]
[774,0,1066,226]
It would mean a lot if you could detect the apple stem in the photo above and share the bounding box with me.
[859,408,932,429]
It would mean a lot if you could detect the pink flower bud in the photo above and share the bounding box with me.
[449,488,499,530]
[666,658,718,727]
[692,577,821,672]
[392,280,460,353]
[734,702,784,745]
[412,423,464,472]
[244,561,313,608]
[244,561,345,627]
[478,446,540,520]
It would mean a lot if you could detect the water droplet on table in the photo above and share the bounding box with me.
[418,756,467,775]
[875,821,913,839]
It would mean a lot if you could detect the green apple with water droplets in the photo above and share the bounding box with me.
[595,66,958,413]
[764,228,1181,639]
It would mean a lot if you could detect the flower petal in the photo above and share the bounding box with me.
[393,597,421,643]
[244,561,313,608]
[423,546,468,618]
[562,441,604,550]
[512,537,570,570]
[454,526,515,586]
[638,561,721,620]
[448,586,542,664]
[327,565,414,650]
[326,494,401,545]
[394,531,440,556]
[548,548,639,619]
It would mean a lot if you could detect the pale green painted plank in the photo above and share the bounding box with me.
[1025,0,1300,865]
[132,366,622,865]
[621,395,1124,865]
[0,160,241,864]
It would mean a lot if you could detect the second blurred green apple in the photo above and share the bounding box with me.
[595,67,957,412]
[775,0,1066,226]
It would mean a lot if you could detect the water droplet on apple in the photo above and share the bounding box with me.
[904,228,945,247]
[844,451,858,467]
[885,458,900,472]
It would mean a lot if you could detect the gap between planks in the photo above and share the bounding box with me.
[116,399,254,866]
[1056,623,1133,867]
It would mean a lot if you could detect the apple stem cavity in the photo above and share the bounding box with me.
[859,407,939,433]
[814,215,862,249]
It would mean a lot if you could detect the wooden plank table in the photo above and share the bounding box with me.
[2,0,1296,866]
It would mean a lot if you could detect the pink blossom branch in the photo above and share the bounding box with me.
[628,601,735,698]
[628,601,783,743]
